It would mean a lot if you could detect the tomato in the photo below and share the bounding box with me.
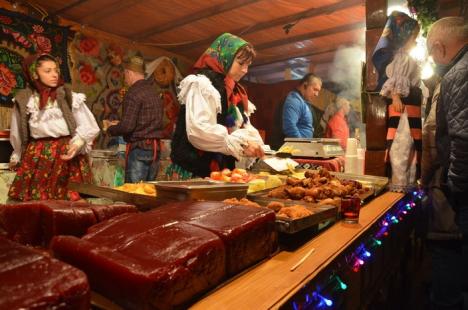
[230,173,244,183]
[232,168,247,176]
[221,168,232,176]
[210,171,222,180]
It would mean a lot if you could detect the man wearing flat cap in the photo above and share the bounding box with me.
[105,55,164,182]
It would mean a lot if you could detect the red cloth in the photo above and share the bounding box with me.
[325,110,349,150]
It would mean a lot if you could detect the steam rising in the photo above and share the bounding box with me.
[327,45,365,100]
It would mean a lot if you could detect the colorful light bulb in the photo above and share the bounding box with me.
[313,292,333,308]
[336,276,347,290]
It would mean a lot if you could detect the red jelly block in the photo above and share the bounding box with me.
[89,203,138,222]
[0,202,42,245]
[40,201,97,247]
[188,203,278,275]
[51,222,225,310]
[0,237,90,309]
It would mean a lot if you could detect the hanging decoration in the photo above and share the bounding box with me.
[407,0,438,37]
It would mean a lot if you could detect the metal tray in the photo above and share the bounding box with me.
[274,204,338,234]
[330,172,389,195]
[68,182,172,211]
[151,180,248,201]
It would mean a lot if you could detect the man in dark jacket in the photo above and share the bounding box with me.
[105,55,164,183]
[427,16,467,310]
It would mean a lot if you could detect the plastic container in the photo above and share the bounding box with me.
[89,149,125,187]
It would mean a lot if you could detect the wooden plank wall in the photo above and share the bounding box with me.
[364,0,387,176]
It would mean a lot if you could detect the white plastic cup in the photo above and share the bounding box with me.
[346,138,358,156]
[345,155,358,174]
[357,148,365,175]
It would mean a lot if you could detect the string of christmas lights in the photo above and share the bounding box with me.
[290,190,424,309]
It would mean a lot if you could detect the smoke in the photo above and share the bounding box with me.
[327,45,365,100]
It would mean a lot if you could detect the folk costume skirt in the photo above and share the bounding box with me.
[8,136,92,201]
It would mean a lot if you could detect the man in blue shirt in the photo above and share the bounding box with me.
[282,74,322,138]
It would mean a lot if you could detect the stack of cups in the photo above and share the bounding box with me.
[345,138,358,174]
[357,148,366,175]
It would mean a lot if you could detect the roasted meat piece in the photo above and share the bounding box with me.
[277,205,312,219]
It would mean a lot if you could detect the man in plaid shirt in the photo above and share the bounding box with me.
[106,55,164,183]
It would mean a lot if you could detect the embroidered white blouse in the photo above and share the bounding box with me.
[380,49,421,98]
[178,74,264,161]
[9,92,100,163]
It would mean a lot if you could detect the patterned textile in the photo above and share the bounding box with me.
[0,8,70,104]
[192,33,250,128]
[8,136,92,201]
[372,11,419,91]
[70,33,134,147]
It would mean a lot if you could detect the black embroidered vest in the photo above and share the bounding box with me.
[170,70,236,177]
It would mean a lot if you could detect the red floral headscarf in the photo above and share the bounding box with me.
[22,54,64,110]
[192,33,251,114]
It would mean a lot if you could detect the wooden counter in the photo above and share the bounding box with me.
[191,191,404,309]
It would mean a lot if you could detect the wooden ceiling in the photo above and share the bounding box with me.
[31,0,366,83]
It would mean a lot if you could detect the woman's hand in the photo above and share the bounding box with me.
[391,94,404,113]
[60,144,80,161]
[242,141,265,158]
[9,161,18,171]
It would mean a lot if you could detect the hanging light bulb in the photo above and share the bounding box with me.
[336,276,348,290]
[313,292,333,308]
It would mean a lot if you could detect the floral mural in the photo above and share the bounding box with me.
[70,33,138,147]
[0,8,70,104]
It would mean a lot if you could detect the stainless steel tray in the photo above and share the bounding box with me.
[330,172,389,195]
[246,190,339,234]
[151,180,248,201]
[274,204,338,234]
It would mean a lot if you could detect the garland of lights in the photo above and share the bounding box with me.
[289,190,424,309]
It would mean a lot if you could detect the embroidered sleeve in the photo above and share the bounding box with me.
[380,50,418,98]
[71,92,100,154]
[179,75,262,160]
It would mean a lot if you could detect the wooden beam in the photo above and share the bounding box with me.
[252,46,341,67]
[79,0,146,25]
[255,22,364,51]
[135,0,262,40]
[51,0,89,16]
[250,61,332,76]
[165,0,363,51]
[247,65,330,83]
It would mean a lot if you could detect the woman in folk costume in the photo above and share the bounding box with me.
[169,33,264,179]
[372,11,422,192]
[9,54,100,201]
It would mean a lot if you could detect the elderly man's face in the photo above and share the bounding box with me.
[428,40,449,65]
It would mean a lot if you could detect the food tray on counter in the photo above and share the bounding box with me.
[274,204,338,234]
[329,172,388,195]
[149,180,249,201]
[247,185,375,209]
[246,189,338,234]
[68,182,172,211]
